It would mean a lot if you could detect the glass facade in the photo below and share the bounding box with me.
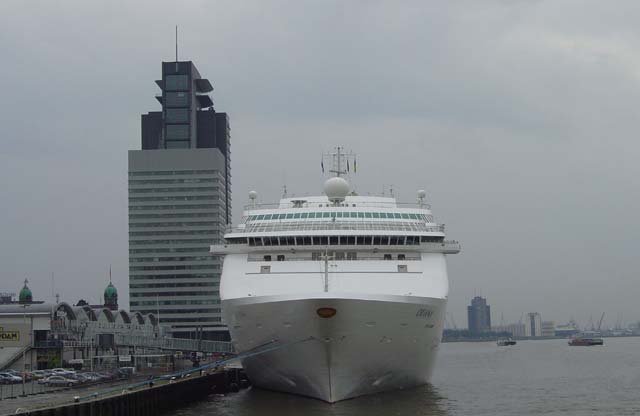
[165,75,189,91]
[128,168,227,339]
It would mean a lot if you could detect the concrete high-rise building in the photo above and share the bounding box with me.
[524,312,542,337]
[541,321,555,337]
[128,60,231,341]
[467,296,491,334]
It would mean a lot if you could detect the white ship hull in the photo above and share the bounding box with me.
[223,293,446,402]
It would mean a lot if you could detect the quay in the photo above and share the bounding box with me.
[0,366,247,416]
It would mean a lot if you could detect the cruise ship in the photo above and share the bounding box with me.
[211,149,460,402]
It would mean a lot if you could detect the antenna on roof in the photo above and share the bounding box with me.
[175,25,179,71]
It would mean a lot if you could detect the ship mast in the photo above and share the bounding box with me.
[323,146,355,178]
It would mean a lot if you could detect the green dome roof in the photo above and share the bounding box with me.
[19,279,32,303]
[104,282,118,298]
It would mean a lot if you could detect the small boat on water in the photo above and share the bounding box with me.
[568,337,603,346]
[497,339,517,346]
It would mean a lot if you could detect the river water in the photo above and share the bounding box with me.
[174,337,640,416]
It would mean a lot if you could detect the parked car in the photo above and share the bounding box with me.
[0,372,23,383]
[44,375,79,387]
[50,368,75,377]
[30,370,48,380]
[83,372,103,382]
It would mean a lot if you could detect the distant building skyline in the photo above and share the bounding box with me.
[467,296,491,334]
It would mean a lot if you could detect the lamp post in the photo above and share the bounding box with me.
[21,303,30,397]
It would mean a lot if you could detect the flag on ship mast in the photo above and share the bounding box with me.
[321,158,324,173]
[347,159,350,172]
[353,157,357,173]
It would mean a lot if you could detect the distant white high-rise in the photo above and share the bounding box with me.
[524,312,542,337]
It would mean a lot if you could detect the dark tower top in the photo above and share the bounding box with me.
[104,282,118,311]
[141,61,231,224]
[467,296,491,335]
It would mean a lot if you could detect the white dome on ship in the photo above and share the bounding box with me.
[324,177,350,202]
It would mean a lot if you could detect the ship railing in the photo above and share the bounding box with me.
[242,201,431,210]
[225,222,445,234]
[247,254,424,262]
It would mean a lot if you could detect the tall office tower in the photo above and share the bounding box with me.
[467,296,491,335]
[524,312,543,337]
[129,61,231,341]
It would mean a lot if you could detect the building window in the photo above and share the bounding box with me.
[166,92,189,107]
[166,141,190,149]
[165,108,190,123]
[165,75,189,91]
[166,124,189,140]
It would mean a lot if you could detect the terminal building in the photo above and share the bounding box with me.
[0,281,161,371]
[128,60,231,341]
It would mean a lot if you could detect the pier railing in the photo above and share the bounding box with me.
[114,334,233,353]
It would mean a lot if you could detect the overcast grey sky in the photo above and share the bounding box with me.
[1,0,639,329]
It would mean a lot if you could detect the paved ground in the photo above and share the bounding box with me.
[0,379,135,415]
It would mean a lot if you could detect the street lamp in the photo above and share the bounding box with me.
[21,303,31,397]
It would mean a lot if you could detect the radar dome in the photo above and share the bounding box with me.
[248,191,258,200]
[417,190,427,199]
[324,177,350,202]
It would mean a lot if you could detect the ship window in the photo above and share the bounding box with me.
[336,212,343,218]
[248,238,255,246]
[279,237,288,246]
[347,252,357,260]
[301,213,308,219]
[346,236,356,245]
[313,236,322,245]
[365,212,372,218]
[398,265,408,272]
[350,212,358,218]
[357,236,365,245]
[357,212,365,218]
[254,238,263,246]
[323,212,331,218]
[380,237,389,245]
[364,236,373,244]
[394,213,402,219]
[286,213,294,219]
[287,236,296,245]
[335,252,345,260]
[261,265,271,273]
[384,254,392,260]
[263,238,272,246]
[372,212,380,218]
[398,254,406,260]
[270,237,279,246]
[312,252,321,260]
[402,214,410,219]
[256,215,264,220]
[410,214,418,220]
[380,213,389,219]
[339,236,348,245]
[293,213,301,219]
[308,212,316,218]
[263,255,272,261]
[262,214,271,220]
[320,236,328,245]
[277,255,285,261]
[389,236,399,245]
[330,236,339,245]
[302,237,312,245]
[373,236,382,245]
